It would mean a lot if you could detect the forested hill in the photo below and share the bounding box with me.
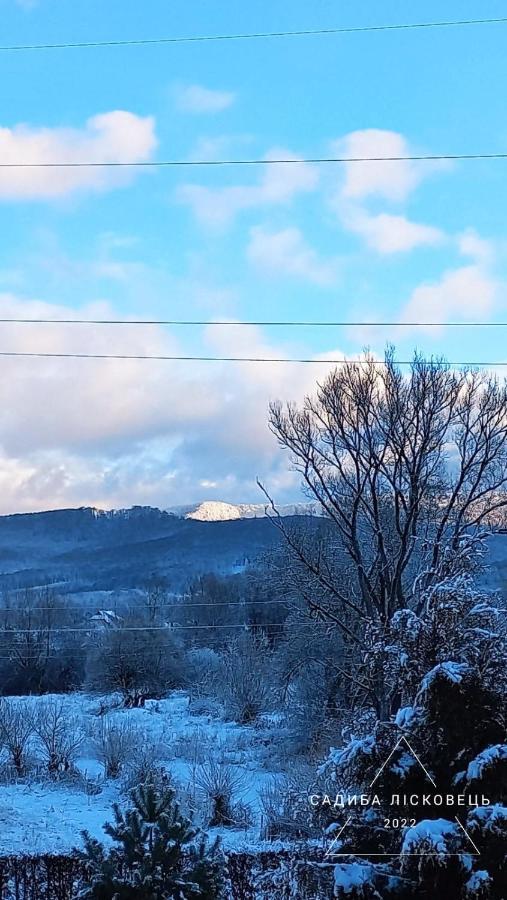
[0,505,505,597]
[0,505,297,592]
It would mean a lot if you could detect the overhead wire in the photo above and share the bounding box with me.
[0,152,507,168]
[0,598,295,612]
[0,318,506,327]
[0,351,504,366]
[1,16,506,52]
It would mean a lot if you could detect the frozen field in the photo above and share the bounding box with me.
[0,691,282,855]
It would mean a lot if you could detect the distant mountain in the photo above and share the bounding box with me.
[0,505,320,594]
[168,500,317,521]
[0,504,504,600]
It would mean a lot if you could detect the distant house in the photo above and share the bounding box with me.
[89,609,123,630]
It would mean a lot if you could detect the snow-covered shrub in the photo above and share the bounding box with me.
[319,735,376,785]
[315,579,507,895]
[32,698,84,775]
[259,773,316,840]
[215,636,270,724]
[400,819,473,897]
[122,733,168,791]
[0,698,33,776]
[467,805,507,897]
[464,870,493,899]
[333,862,390,899]
[281,660,339,758]
[194,759,248,827]
[185,647,222,699]
[462,744,507,800]
[91,718,139,779]
[86,618,184,706]
[363,573,507,713]
[413,662,505,784]
[226,849,333,900]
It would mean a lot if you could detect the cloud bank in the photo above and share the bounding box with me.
[0,111,157,199]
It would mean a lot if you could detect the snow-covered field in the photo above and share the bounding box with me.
[0,691,282,855]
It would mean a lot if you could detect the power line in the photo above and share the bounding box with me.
[0,351,505,366]
[0,598,294,612]
[0,621,322,634]
[1,16,506,52]
[1,152,507,168]
[1,318,507,328]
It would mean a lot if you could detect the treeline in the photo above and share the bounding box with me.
[0,569,298,702]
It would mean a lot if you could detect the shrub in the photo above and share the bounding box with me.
[217,638,270,724]
[91,718,139,779]
[0,698,33,776]
[32,699,84,775]
[194,760,248,828]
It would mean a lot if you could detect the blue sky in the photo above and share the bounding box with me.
[0,0,506,513]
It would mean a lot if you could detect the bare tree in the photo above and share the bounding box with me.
[142,579,167,624]
[267,350,507,714]
[0,699,33,775]
[32,699,84,775]
[0,588,81,694]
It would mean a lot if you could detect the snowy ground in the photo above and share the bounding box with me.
[0,692,282,855]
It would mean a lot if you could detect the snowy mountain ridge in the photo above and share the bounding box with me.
[168,500,318,521]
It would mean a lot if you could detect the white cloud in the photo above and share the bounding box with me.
[0,293,214,454]
[172,83,236,114]
[247,225,338,284]
[457,229,494,265]
[330,129,449,254]
[401,265,498,327]
[0,295,343,513]
[0,111,157,200]
[342,208,444,254]
[177,148,319,227]
[334,129,445,203]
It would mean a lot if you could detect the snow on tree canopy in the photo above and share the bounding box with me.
[394,706,417,729]
[391,608,421,637]
[469,602,501,618]
[333,862,378,895]
[465,870,492,896]
[391,750,415,777]
[467,804,507,834]
[402,818,460,854]
[419,661,470,693]
[466,744,507,781]
[318,735,375,777]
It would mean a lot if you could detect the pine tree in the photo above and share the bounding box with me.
[318,573,507,899]
[78,780,223,899]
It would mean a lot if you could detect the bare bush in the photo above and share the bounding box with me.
[86,620,184,706]
[194,759,248,827]
[259,774,316,840]
[122,731,167,790]
[91,718,138,779]
[32,699,84,775]
[185,648,222,700]
[217,637,270,724]
[0,699,33,775]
